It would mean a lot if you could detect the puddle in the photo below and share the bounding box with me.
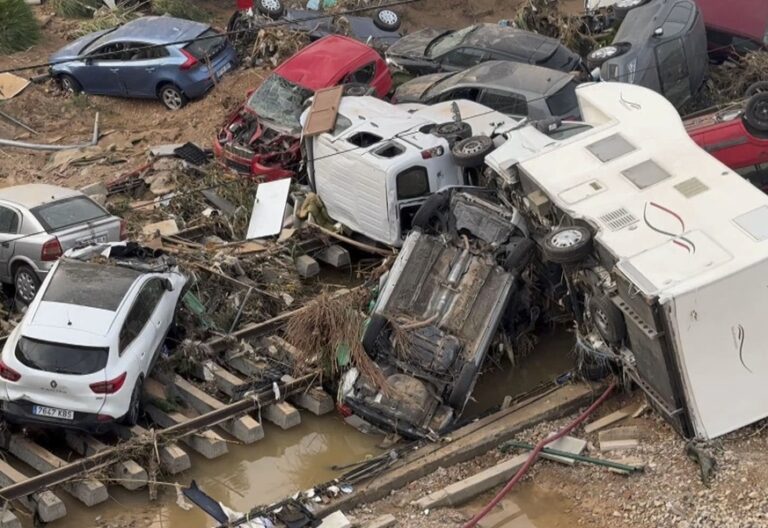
[463,483,580,528]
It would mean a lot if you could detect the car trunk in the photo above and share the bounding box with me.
[31,196,121,250]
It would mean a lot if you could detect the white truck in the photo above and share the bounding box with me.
[301,96,517,247]
[487,81,768,440]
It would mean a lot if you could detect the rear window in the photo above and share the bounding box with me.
[15,337,108,375]
[31,196,107,232]
[546,81,579,117]
[184,29,225,59]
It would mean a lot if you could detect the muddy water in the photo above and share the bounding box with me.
[463,483,582,528]
[47,414,382,528]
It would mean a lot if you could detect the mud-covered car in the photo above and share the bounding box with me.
[385,24,584,78]
[586,0,707,109]
[213,35,391,180]
[341,190,535,438]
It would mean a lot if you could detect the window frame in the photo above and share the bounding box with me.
[0,205,19,235]
[395,166,430,201]
[118,277,165,355]
[439,47,489,69]
[343,62,376,85]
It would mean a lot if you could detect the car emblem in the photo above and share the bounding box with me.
[50,380,57,389]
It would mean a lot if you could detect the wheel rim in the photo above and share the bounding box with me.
[62,77,75,94]
[594,307,609,333]
[438,122,464,135]
[591,46,617,61]
[378,9,397,24]
[550,229,583,248]
[261,0,280,10]
[15,270,36,303]
[460,139,486,155]
[754,101,768,122]
[162,88,182,110]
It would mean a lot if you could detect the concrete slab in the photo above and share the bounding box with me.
[318,511,351,528]
[599,426,641,452]
[126,425,191,474]
[599,439,640,452]
[202,361,246,398]
[542,436,587,466]
[363,514,397,528]
[0,510,20,528]
[315,244,351,268]
[64,432,147,490]
[146,405,228,459]
[584,403,641,434]
[295,255,320,278]
[262,401,301,430]
[291,386,335,415]
[0,459,65,522]
[477,499,522,528]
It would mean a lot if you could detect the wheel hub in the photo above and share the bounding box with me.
[261,0,280,10]
[163,89,182,109]
[378,9,397,24]
[461,140,484,155]
[15,271,36,303]
[551,229,583,248]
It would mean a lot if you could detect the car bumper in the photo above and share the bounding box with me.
[212,138,296,180]
[1,400,119,434]
[183,49,239,99]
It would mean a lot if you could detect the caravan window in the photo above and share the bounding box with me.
[347,132,382,148]
[396,167,429,200]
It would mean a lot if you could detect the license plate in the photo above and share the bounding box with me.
[76,234,107,247]
[216,62,232,79]
[33,405,74,420]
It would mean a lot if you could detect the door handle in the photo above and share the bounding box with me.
[109,68,120,73]
[145,67,155,73]
[1,242,8,248]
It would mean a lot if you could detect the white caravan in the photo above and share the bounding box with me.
[489,81,768,440]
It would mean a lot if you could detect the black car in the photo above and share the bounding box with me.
[385,23,584,77]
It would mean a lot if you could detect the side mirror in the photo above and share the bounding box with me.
[163,278,174,292]
[653,27,664,37]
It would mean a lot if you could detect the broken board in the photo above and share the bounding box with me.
[0,74,30,100]
[302,86,343,137]
[246,179,291,239]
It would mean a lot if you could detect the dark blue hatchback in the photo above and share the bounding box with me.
[50,16,238,110]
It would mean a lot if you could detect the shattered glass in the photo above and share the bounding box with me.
[427,25,478,58]
[246,74,313,129]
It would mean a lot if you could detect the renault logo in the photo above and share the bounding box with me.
[50,380,57,389]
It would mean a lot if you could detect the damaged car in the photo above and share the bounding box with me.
[341,189,534,438]
[0,242,186,432]
[586,0,707,109]
[214,35,391,180]
[385,23,584,78]
[487,81,768,441]
[393,60,581,120]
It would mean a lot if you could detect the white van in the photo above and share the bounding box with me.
[489,81,768,440]
[302,96,516,247]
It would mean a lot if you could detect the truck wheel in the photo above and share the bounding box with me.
[432,121,472,143]
[745,93,768,132]
[501,237,534,273]
[542,226,593,264]
[452,135,494,168]
[256,0,284,18]
[412,191,450,232]
[588,295,626,345]
[745,81,768,98]
[373,8,401,31]
[14,265,40,305]
[361,313,388,356]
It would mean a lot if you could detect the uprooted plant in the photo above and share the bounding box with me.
[513,0,608,57]
[0,0,40,54]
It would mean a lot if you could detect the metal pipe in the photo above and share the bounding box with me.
[0,112,99,151]
[500,440,644,473]
[0,110,37,135]
[228,287,253,334]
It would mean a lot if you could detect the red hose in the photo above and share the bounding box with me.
[462,381,616,528]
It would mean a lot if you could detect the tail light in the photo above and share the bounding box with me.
[90,372,127,394]
[421,146,444,159]
[337,403,353,418]
[180,49,199,71]
[119,219,128,241]
[40,237,63,261]
[0,361,20,382]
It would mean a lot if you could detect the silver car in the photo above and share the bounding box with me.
[0,184,125,304]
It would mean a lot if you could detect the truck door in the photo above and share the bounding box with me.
[394,166,431,239]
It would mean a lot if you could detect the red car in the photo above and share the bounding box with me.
[686,92,768,188]
[214,35,392,180]
[696,0,768,61]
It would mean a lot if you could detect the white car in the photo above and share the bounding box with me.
[0,242,186,432]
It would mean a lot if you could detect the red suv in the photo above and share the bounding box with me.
[686,91,768,189]
[214,35,392,180]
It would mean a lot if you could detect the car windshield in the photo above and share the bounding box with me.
[15,336,108,375]
[427,25,478,58]
[80,28,119,55]
[183,28,226,59]
[31,196,107,232]
[246,73,313,129]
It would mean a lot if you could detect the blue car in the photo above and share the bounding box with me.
[49,17,238,110]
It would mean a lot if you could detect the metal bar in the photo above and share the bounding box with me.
[229,287,253,334]
[0,113,99,151]
[501,441,644,473]
[0,110,37,135]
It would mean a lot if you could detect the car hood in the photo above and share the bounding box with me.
[387,28,447,59]
[50,30,111,62]
[394,72,453,102]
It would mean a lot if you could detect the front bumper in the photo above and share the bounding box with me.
[1,400,119,434]
[212,137,297,181]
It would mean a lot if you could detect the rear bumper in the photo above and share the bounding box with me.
[182,48,239,99]
[1,400,117,434]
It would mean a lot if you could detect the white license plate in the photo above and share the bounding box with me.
[33,405,74,420]
[216,62,232,79]
[76,234,107,247]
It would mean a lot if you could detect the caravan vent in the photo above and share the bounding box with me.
[586,134,636,162]
[599,207,638,231]
[675,177,709,198]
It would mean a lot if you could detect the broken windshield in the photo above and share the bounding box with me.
[427,25,478,58]
[246,74,313,129]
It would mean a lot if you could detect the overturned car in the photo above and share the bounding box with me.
[341,190,535,438]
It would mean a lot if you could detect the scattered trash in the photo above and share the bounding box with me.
[0,112,100,151]
[0,73,30,100]
[142,219,180,237]
[174,142,209,166]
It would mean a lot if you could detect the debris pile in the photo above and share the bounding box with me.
[512,0,607,57]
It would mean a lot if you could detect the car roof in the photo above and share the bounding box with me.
[275,35,379,91]
[436,60,573,98]
[102,16,209,46]
[615,0,696,43]
[0,184,82,209]
[42,260,140,312]
[696,0,768,43]
[462,24,560,62]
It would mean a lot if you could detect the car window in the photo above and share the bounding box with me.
[440,48,488,69]
[480,89,528,116]
[31,196,108,232]
[655,39,689,95]
[427,26,478,58]
[15,337,108,375]
[119,278,165,353]
[545,81,579,118]
[127,43,169,61]
[396,167,429,200]
[344,63,376,85]
[184,29,226,59]
[0,206,19,234]
[661,2,692,37]
[89,42,131,61]
[436,87,481,103]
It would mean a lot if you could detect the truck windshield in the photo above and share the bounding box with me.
[15,337,109,375]
[247,73,313,129]
[31,196,108,232]
[428,25,478,58]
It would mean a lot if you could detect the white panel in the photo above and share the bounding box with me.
[246,179,291,240]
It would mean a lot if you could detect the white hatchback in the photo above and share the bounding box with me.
[0,243,186,432]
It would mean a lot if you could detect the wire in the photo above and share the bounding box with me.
[0,0,422,75]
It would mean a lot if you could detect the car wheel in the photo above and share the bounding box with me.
[159,84,187,111]
[432,121,472,144]
[745,93,768,133]
[58,74,81,95]
[588,294,626,345]
[373,8,401,32]
[343,83,372,96]
[361,313,388,356]
[14,265,40,305]
[586,43,629,69]
[746,82,768,98]
[542,226,593,265]
[451,135,495,168]
[121,378,143,426]
[614,0,649,19]
[256,0,284,19]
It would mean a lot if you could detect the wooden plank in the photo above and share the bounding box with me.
[303,86,343,136]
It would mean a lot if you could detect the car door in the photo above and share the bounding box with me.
[119,278,165,375]
[438,47,489,72]
[114,43,170,98]
[80,42,128,95]
[0,205,20,281]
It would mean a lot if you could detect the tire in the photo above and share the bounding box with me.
[411,191,451,231]
[373,8,401,31]
[361,313,388,356]
[447,363,477,409]
[256,0,284,19]
[13,265,40,306]
[159,84,187,111]
[745,93,768,133]
[586,43,628,69]
[588,295,626,345]
[343,83,372,96]
[432,121,472,143]
[614,0,649,19]
[502,237,534,273]
[542,226,593,264]
[451,135,494,168]
[120,378,143,426]
[746,82,768,98]
[59,74,81,95]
